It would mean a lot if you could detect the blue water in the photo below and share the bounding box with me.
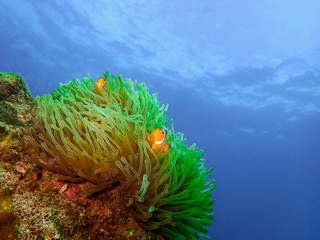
[1,1,320,239]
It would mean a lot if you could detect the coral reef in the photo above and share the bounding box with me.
[0,72,215,239]
[0,188,18,240]
[0,72,35,161]
[0,157,158,239]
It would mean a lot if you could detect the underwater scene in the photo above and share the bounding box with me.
[0,1,319,240]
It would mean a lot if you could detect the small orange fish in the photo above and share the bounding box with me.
[95,77,106,92]
[147,128,170,153]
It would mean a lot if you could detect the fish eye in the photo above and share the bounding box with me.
[162,130,167,137]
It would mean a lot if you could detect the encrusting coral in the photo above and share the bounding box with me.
[0,72,35,158]
[27,72,215,239]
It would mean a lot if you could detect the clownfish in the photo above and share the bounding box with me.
[147,128,170,153]
[94,77,107,92]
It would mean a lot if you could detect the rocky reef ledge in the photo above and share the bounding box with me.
[0,72,158,240]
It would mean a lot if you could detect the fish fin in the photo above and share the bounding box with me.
[162,143,169,153]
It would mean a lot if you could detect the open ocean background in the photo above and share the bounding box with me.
[1,1,319,239]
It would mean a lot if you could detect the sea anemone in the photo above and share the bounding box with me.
[27,72,215,239]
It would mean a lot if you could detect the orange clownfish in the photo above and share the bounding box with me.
[147,128,170,153]
[94,77,107,92]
